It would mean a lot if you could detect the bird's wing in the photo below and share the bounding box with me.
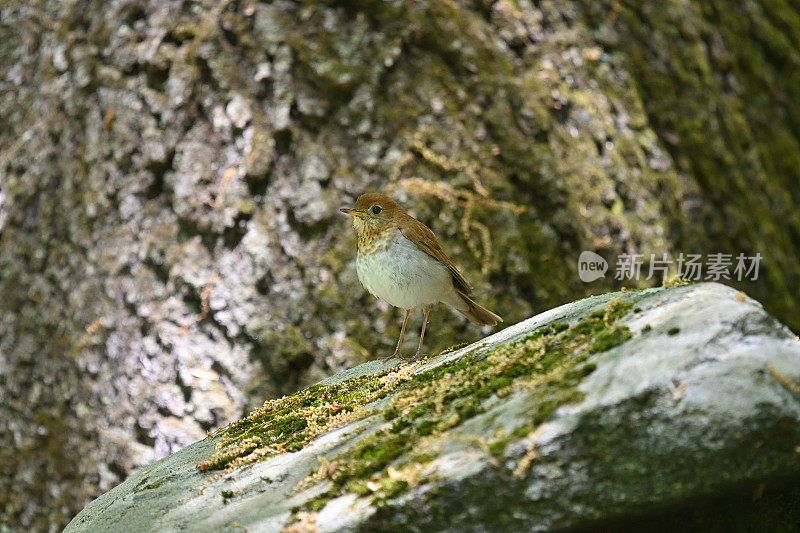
[400,218,473,295]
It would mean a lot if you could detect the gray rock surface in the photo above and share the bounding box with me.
[65,283,800,532]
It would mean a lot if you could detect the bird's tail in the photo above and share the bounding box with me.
[445,292,502,326]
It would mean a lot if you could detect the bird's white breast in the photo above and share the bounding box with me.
[357,230,452,310]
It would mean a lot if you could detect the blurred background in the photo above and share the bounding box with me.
[1,0,799,530]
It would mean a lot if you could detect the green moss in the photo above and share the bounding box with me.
[488,438,510,456]
[406,402,434,420]
[343,480,372,497]
[563,362,597,381]
[132,477,167,493]
[552,323,570,333]
[590,327,633,353]
[294,494,329,513]
[380,478,409,499]
[288,297,634,516]
[486,376,513,392]
[415,419,437,436]
[389,418,411,433]
[667,327,680,336]
[642,324,652,332]
[455,399,480,421]
[202,295,636,524]
[531,389,585,426]
[337,432,409,482]
[511,425,532,439]
[439,342,470,354]
[197,370,397,472]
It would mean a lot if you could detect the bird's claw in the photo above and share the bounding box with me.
[382,351,401,362]
[407,351,428,362]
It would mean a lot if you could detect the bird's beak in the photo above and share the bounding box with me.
[340,208,371,218]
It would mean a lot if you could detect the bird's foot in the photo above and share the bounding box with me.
[407,351,429,362]
[382,350,401,362]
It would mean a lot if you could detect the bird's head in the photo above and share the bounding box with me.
[340,193,405,236]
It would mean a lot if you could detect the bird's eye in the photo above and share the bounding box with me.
[372,205,382,215]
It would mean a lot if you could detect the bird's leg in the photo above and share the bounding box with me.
[384,309,411,361]
[410,306,431,361]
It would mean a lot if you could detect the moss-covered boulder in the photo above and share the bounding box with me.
[65,283,800,532]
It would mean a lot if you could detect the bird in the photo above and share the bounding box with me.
[340,193,502,361]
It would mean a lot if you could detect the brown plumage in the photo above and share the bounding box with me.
[341,193,502,360]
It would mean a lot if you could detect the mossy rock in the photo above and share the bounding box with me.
[65,283,800,532]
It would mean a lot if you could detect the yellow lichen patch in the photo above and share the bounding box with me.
[662,276,694,288]
[180,275,218,333]
[768,364,800,394]
[385,462,427,489]
[407,135,490,197]
[379,361,422,389]
[448,434,493,454]
[280,511,318,533]
[512,424,550,477]
[295,457,339,494]
[69,316,107,356]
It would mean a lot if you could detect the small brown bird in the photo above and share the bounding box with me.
[341,193,502,361]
